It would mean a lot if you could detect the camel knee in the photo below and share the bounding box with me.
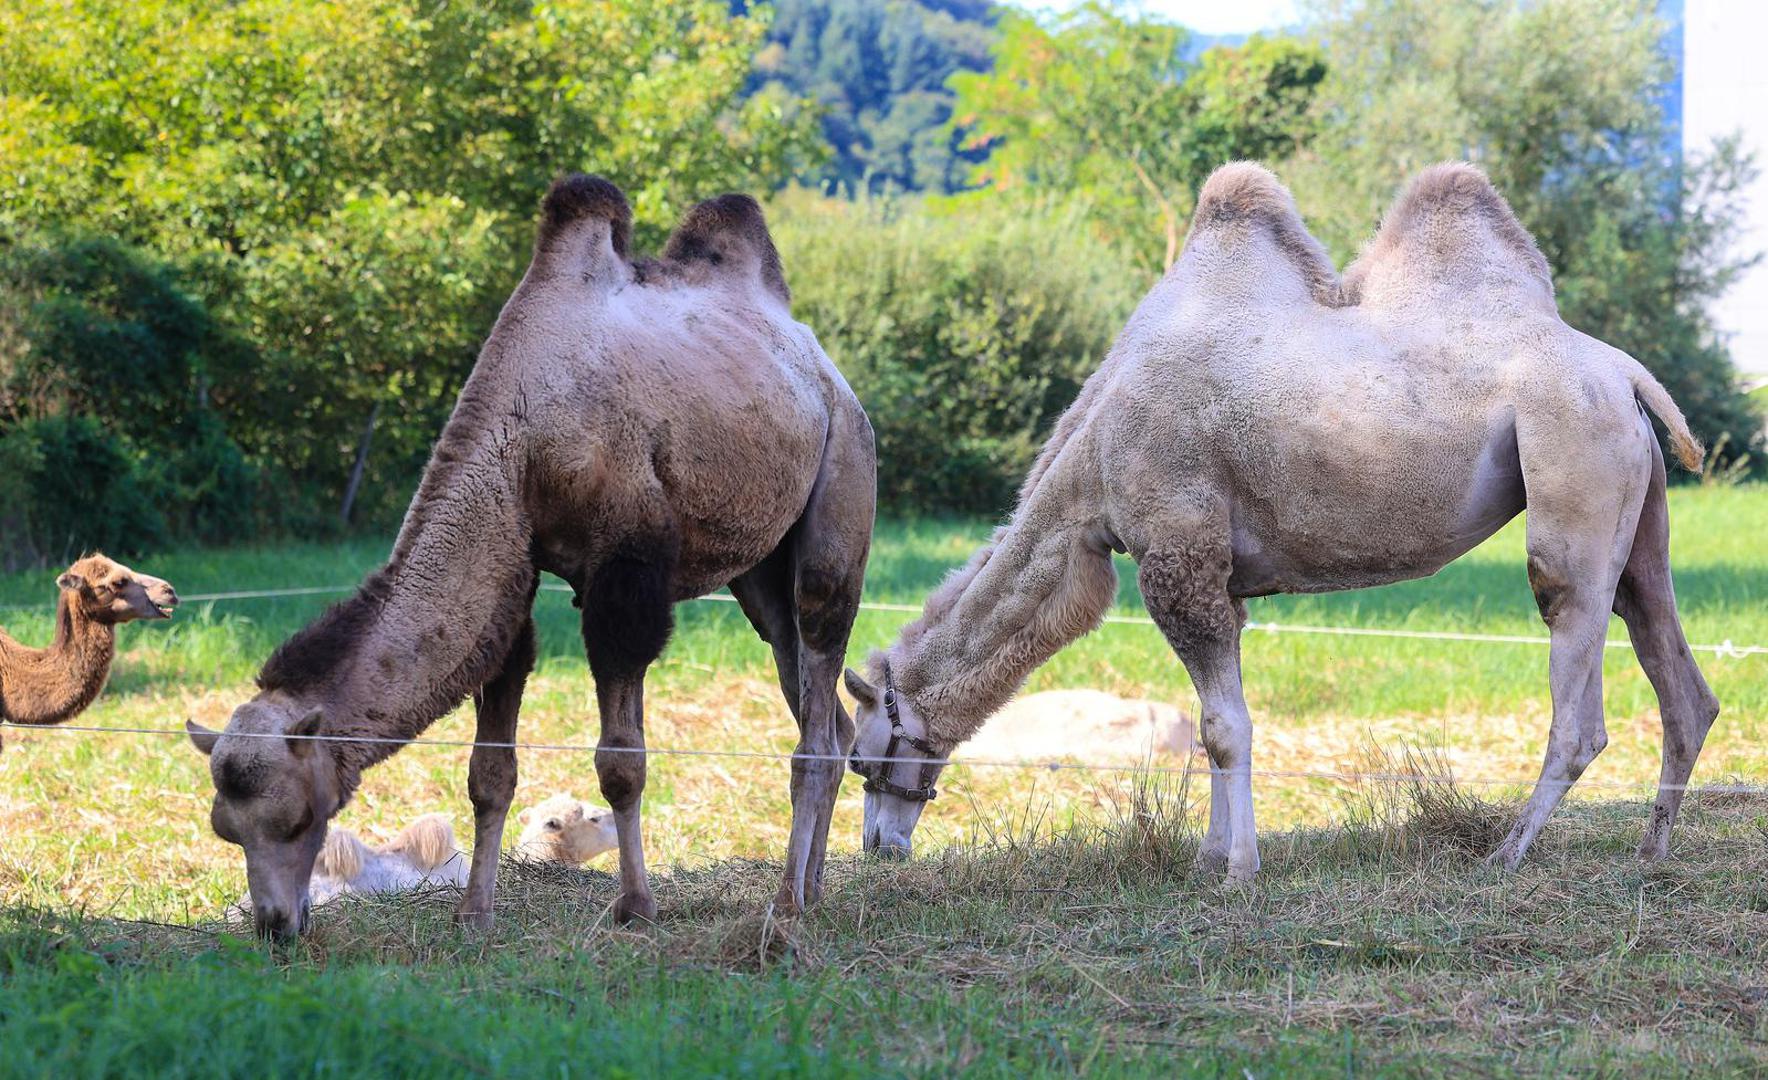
[595,745,646,812]
[1198,712,1247,768]
[467,752,516,814]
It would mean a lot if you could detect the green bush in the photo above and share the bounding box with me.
[774,192,1141,514]
[0,233,258,564]
[1,416,169,563]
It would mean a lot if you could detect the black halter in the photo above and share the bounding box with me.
[848,668,941,802]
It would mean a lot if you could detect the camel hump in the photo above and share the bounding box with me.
[1187,162,1342,307]
[530,173,631,283]
[660,193,790,305]
[1349,163,1553,303]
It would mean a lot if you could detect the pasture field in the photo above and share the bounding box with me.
[2,486,1766,1075]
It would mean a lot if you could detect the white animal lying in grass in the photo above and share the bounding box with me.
[307,813,469,904]
[512,795,619,865]
[228,814,467,921]
[955,690,1193,766]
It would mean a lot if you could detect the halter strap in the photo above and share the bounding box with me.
[848,665,941,802]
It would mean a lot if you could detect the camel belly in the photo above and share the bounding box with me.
[529,395,826,599]
[1224,414,1524,597]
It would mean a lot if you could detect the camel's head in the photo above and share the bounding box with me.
[186,699,341,941]
[515,795,619,864]
[845,663,946,860]
[58,554,178,625]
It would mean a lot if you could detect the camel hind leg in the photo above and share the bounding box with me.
[1613,438,1720,862]
[767,414,874,914]
[583,544,677,925]
[1489,408,1652,868]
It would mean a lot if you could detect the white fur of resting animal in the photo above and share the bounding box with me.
[230,814,467,920]
[513,795,619,865]
[955,690,1192,765]
[308,813,468,904]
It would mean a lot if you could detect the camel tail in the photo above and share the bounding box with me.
[1629,362,1704,471]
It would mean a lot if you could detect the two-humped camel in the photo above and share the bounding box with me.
[0,554,178,751]
[845,162,1717,880]
[188,176,875,938]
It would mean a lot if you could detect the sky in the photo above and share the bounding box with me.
[1038,0,1301,35]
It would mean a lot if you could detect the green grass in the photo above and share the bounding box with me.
[2,486,1767,1075]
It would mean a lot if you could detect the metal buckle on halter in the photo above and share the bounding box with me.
[848,671,941,801]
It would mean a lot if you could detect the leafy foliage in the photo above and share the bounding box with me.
[773,192,1138,512]
[744,0,995,195]
[0,0,820,548]
[0,236,251,565]
[951,5,1326,269]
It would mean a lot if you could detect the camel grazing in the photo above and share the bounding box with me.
[514,794,619,864]
[0,553,178,750]
[188,174,875,938]
[845,162,1717,880]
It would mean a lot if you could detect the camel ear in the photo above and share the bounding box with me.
[518,807,534,826]
[186,719,221,756]
[844,667,877,707]
[286,708,324,758]
[56,572,85,593]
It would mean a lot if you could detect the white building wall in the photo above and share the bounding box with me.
[1682,0,1768,375]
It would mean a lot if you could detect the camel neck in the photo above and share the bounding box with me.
[256,387,536,785]
[891,459,1116,745]
[0,592,116,726]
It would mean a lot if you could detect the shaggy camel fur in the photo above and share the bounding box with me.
[189,174,874,938]
[846,162,1717,879]
[514,795,619,864]
[0,554,177,751]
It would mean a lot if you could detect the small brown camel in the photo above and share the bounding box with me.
[845,162,1718,880]
[0,553,178,750]
[188,175,876,939]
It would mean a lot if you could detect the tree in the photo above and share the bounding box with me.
[745,0,995,195]
[950,4,1326,270]
[0,0,822,536]
[1287,0,1763,473]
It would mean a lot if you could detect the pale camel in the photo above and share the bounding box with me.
[189,175,875,939]
[846,162,1717,880]
[0,553,177,750]
[513,794,618,864]
[957,690,1192,765]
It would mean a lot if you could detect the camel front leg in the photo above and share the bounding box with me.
[595,675,655,924]
[1139,531,1259,881]
[458,618,537,930]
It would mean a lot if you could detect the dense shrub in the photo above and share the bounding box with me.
[774,192,1142,514]
[0,234,257,565]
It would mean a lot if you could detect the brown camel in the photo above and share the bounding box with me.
[188,175,876,939]
[845,162,1717,880]
[0,553,178,750]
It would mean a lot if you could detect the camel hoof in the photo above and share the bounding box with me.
[453,907,495,933]
[613,891,657,925]
[1636,836,1670,863]
[1194,846,1229,874]
[1483,843,1524,871]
